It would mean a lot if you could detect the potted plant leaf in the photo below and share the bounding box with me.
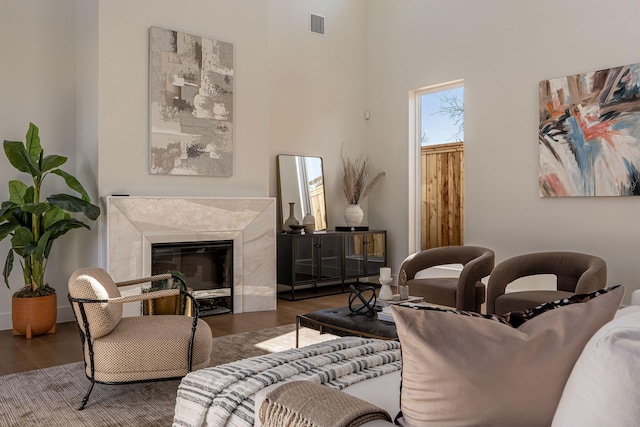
[0,122,100,338]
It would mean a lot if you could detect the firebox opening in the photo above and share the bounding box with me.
[151,240,233,316]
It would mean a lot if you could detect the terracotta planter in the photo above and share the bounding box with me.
[12,293,57,339]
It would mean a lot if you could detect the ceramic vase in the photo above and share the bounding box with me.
[344,204,364,227]
[379,277,394,301]
[284,202,299,231]
[303,212,316,234]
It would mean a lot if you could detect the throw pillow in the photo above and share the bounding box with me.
[391,285,624,427]
[501,286,620,327]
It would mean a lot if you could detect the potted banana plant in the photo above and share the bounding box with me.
[1,122,100,338]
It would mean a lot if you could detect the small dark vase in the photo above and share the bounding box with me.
[284,202,299,231]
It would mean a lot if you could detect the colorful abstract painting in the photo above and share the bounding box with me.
[539,62,640,197]
[149,26,233,176]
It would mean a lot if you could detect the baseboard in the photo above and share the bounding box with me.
[58,305,75,323]
[0,312,10,331]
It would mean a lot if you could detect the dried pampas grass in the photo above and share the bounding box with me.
[342,154,385,204]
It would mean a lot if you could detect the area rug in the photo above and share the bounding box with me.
[0,324,336,427]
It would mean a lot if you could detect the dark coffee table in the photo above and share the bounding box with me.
[296,306,398,347]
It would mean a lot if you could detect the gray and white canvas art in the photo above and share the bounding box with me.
[149,26,233,176]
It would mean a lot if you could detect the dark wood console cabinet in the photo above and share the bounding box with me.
[277,230,387,300]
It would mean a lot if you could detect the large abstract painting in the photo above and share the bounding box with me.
[539,62,640,197]
[149,26,233,176]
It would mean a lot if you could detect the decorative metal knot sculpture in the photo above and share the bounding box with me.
[348,285,377,316]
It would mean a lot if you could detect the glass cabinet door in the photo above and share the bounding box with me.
[344,232,387,278]
[344,234,366,278]
[317,234,342,281]
[365,232,386,275]
[293,236,317,283]
[293,235,343,283]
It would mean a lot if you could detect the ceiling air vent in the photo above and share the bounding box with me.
[310,13,325,35]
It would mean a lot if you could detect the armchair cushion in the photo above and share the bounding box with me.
[391,285,624,427]
[69,267,123,339]
[88,315,212,382]
[407,277,486,308]
[494,289,576,314]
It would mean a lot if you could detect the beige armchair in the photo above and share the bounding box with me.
[486,251,608,314]
[67,267,212,409]
[399,246,495,312]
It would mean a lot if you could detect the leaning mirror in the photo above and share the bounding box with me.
[277,154,328,232]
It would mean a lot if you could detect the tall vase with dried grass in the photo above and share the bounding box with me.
[341,154,385,227]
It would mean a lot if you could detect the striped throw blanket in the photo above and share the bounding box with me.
[172,337,401,427]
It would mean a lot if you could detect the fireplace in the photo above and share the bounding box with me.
[105,196,277,316]
[151,240,234,316]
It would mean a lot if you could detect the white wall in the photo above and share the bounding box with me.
[96,0,271,198]
[367,0,640,303]
[268,0,369,228]
[0,0,81,328]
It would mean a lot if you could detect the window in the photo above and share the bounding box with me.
[410,81,464,251]
[420,85,464,146]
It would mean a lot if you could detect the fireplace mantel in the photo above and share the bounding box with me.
[105,196,277,314]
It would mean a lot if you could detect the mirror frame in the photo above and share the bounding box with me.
[276,154,328,232]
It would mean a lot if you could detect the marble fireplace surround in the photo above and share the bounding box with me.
[105,196,277,314]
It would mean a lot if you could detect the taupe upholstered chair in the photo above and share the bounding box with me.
[399,246,495,312]
[67,267,212,410]
[486,251,608,315]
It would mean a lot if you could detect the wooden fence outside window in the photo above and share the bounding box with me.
[421,142,464,249]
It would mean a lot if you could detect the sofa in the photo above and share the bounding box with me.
[174,287,640,427]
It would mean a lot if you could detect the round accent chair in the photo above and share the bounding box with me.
[486,251,607,315]
[398,245,495,313]
[67,267,212,409]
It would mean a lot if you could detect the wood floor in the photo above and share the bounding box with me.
[0,292,349,376]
